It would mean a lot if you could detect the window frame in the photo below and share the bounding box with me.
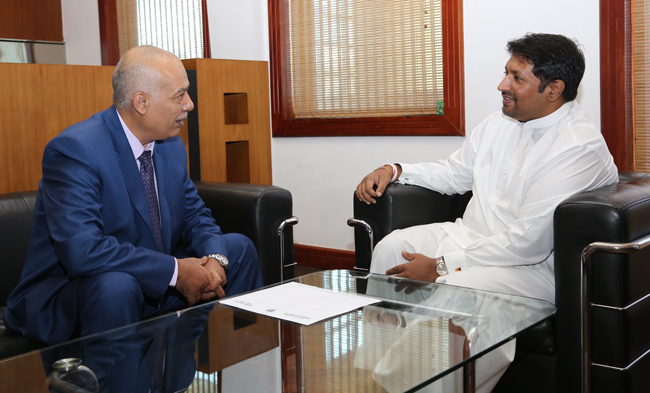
[268,0,465,137]
[97,0,211,66]
[600,0,634,170]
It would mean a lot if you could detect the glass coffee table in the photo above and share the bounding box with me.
[0,270,555,393]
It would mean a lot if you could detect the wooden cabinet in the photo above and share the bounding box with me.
[183,59,272,185]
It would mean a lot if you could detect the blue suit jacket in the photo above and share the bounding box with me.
[5,106,226,344]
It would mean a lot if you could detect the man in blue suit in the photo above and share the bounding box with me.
[3,46,264,346]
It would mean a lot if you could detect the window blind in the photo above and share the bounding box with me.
[288,0,443,119]
[116,0,205,60]
[635,0,650,171]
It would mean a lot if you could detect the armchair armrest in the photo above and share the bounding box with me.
[553,176,650,391]
[194,181,296,285]
[350,183,472,270]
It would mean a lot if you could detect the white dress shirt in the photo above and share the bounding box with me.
[397,101,618,283]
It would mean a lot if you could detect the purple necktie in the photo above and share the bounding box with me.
[138,150,164,253]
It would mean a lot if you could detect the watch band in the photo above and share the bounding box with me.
[207,253,229,272]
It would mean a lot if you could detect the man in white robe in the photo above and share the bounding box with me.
[355,33,618,392]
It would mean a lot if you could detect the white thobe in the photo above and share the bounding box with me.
[371,101,618,303]
[368,101,618,392]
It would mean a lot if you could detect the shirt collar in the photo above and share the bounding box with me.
[519,101,573,131]
[116,110,155,160]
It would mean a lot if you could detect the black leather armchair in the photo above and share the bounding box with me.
[194,181,297,285]
[0,182,296,360]
[349,171,650,392]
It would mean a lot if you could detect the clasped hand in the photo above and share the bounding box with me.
[176,256,227,306]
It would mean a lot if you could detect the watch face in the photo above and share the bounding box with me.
[209,254,228,270]
[216,255,228,269]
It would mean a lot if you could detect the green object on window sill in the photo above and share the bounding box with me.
[436,100,444,115]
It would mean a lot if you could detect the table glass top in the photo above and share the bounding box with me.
[0,270,555,393]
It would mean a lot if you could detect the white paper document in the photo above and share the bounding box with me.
[219,282,380,325]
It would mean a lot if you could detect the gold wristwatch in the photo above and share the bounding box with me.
[435,256,449,276]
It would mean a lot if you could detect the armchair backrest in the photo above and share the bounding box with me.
[194,181,295,285]
[0,191,37,307]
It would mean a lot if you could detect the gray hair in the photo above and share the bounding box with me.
[112,46,174,109]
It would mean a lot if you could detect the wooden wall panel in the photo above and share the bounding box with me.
[0,63,114,194]
[1,60,269,194]
[0,0,63,42]
[183,59,273,185]
[294,244,355,270]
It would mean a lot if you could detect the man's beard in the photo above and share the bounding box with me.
[501,94,517,118]
[501,105,517,118]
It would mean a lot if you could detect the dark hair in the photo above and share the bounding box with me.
[506,33,585,102]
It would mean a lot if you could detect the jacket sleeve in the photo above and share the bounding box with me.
[178,172,229,259]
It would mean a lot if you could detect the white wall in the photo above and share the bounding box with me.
[60,0,102,65]
[207,0,269,61]
[271,0,602,251]
[63,0,601,252]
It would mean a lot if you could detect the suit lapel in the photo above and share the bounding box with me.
[105,107,158,247]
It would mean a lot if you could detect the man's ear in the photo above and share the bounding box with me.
[546,80,565,103]
[132,92,149,115]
